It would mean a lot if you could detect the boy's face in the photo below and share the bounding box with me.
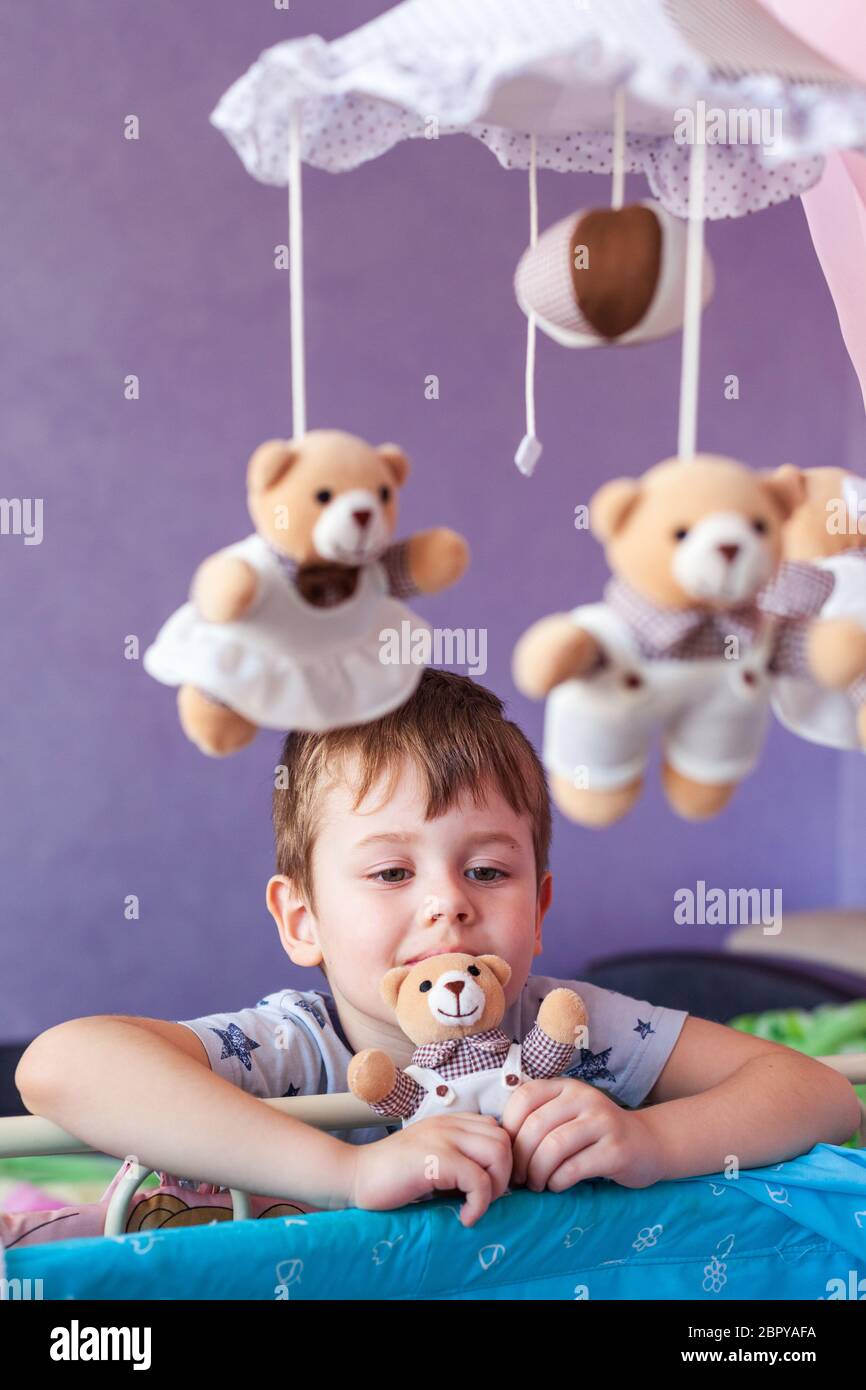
[268,755,551,1022]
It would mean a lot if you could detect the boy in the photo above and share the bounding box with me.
[14,671,860,1234]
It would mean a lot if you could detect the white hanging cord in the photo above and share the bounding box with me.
[515,134,542,476]
[288,102,307,438]
[677,129,707,461]
[525,133,539,439]
[524,306,538,439]
[611,85,626,210]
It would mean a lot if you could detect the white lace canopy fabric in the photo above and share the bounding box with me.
[210,0,866,219]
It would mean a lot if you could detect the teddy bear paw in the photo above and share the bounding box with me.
[537,988,589,1047]
[177,687,258,757]
[347,1048,397,1105]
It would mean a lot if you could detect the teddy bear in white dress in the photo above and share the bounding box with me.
[144,430,469,755]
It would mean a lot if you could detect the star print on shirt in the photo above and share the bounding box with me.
[564,1045,617,1086]
[289,998,326,1028]
[634,1018,656,1040]
[210,1024,261,1072]
[283,1082,301,1097]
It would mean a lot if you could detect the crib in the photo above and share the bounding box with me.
[3,1059,866,1301]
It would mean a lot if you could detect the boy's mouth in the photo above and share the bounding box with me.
[402,948,470,965]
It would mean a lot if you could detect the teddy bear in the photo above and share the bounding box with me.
[769,466,866,750]
[143,429,469,755]
[512,455,866,827]
[347,952,588,1126]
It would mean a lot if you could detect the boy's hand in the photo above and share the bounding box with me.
[349,1113,512,1228]
[501,1077,668,1192]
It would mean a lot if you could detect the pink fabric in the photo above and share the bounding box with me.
[0,1158,319,1250]
[1,1182,67,1213]
[758,0,866,410]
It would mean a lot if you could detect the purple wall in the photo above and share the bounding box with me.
[2,0,863,1036]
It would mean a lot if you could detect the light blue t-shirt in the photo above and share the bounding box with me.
[175,974,688,1145]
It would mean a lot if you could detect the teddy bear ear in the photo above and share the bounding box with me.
[475,954,512,988]
[761,464,806,520]
[589,478,642,542]
[247,440,300,494]
[377,443,411,487]
[380,965,412,1012]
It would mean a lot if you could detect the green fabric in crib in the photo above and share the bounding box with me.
[0,1153,159,1207]
[728,1000,866,1147]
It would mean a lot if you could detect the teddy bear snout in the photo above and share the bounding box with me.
[673,512,772,605]
[312,488,390,564]
[427,970,486,1026]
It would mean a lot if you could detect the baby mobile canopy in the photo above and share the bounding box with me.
[162,0,866,791]
[210,0,866,473]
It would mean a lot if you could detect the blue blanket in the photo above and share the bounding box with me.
[6,1143,865,1300]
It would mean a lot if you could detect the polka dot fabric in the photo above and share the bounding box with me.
[210,0,866,220]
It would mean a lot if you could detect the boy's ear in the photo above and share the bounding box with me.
[534,871,552,957]
[266,875,322,967]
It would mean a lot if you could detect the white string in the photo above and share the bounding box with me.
[611,85,626,210]
[677,131,707,461]
[515,134,541,474]
[524,133,539,441]
[288,103,307,438]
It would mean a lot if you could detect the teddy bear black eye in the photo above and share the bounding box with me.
[752,518,768,534]
[673,527,689,542]
[379,485,391,503]
[419,979,432,992]
[468,965,480,976]
[315,489,332,504]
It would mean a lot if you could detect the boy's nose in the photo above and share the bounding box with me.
[426,905,470,924]
[419,889,475,927]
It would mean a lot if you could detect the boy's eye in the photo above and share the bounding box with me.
[372,867,411,883]
[466,866,505,882]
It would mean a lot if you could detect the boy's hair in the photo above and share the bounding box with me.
[272,670,552,933]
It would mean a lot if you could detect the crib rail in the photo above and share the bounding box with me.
[0,1094,389,1235]
[0,1091,380,1158]
[2,1061,865,1237]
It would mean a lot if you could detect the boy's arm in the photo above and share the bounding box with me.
[640,1016,862,1178]
[14,1016,357,1210]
